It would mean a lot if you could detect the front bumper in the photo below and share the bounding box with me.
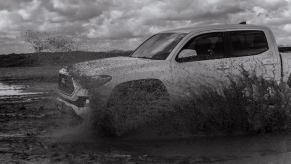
[56,95,90,118]
[56,68,112,118]
[57,68,91,118]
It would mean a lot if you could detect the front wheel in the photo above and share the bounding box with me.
[103,81,171,136]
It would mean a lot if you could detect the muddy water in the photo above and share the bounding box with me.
[117,135,291,163]
[0,82,40,96]
[1,82,291,163]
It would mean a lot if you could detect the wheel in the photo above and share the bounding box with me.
[103,81,171,136]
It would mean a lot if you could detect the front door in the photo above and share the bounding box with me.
[170,32,231,98]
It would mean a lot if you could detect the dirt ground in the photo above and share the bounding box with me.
[2,93,213,164]
[0,91,154,163]
[2,80,291,163]
[0,81,199,164]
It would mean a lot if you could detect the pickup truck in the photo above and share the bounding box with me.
[56,24,291,118]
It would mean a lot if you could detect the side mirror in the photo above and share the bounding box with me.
[179,49,198,59]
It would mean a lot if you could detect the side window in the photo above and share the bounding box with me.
[230,31,269,57]
[177,32,225,62]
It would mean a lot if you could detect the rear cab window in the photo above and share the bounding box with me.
[229,30,269,57]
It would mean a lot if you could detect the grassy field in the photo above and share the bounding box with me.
[0,50,131,67]
[0,66,60,82]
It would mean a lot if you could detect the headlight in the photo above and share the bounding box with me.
[59,67,69,75]
[77,75,112,89]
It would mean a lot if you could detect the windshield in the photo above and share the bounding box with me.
[131,33,187,60]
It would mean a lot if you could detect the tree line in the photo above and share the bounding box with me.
[24,30,80,53]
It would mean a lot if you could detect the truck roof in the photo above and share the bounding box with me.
[163,24,269,34]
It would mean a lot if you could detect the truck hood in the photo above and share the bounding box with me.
[68,56,167,77]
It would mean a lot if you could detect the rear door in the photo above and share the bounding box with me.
[227,30,281,81]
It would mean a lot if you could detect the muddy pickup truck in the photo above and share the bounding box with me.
[56,24,291,118]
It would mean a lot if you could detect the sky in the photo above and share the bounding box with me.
[0,0,291,54]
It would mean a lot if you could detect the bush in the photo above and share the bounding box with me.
[165,69,291,135]
[89,69,291,137]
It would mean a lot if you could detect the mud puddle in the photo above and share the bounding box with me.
[0,81,54,105]
[0,81,44,97]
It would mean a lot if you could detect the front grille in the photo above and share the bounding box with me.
[59,96,88,107]
[58,74,75,95]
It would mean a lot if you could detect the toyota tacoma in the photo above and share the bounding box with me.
[56,24,291,118]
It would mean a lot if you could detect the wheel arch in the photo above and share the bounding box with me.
[107,78,169,103]
[113,78,168,92]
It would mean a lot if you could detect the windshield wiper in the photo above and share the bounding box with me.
[131,56,161,60]
[137,56,152,59]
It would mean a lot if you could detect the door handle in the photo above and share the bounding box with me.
[217,65,230,71]
[262,58,275,65]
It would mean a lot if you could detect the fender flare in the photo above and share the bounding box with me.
[108,79,169,102]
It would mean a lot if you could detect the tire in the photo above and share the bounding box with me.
[103,81,171,136]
